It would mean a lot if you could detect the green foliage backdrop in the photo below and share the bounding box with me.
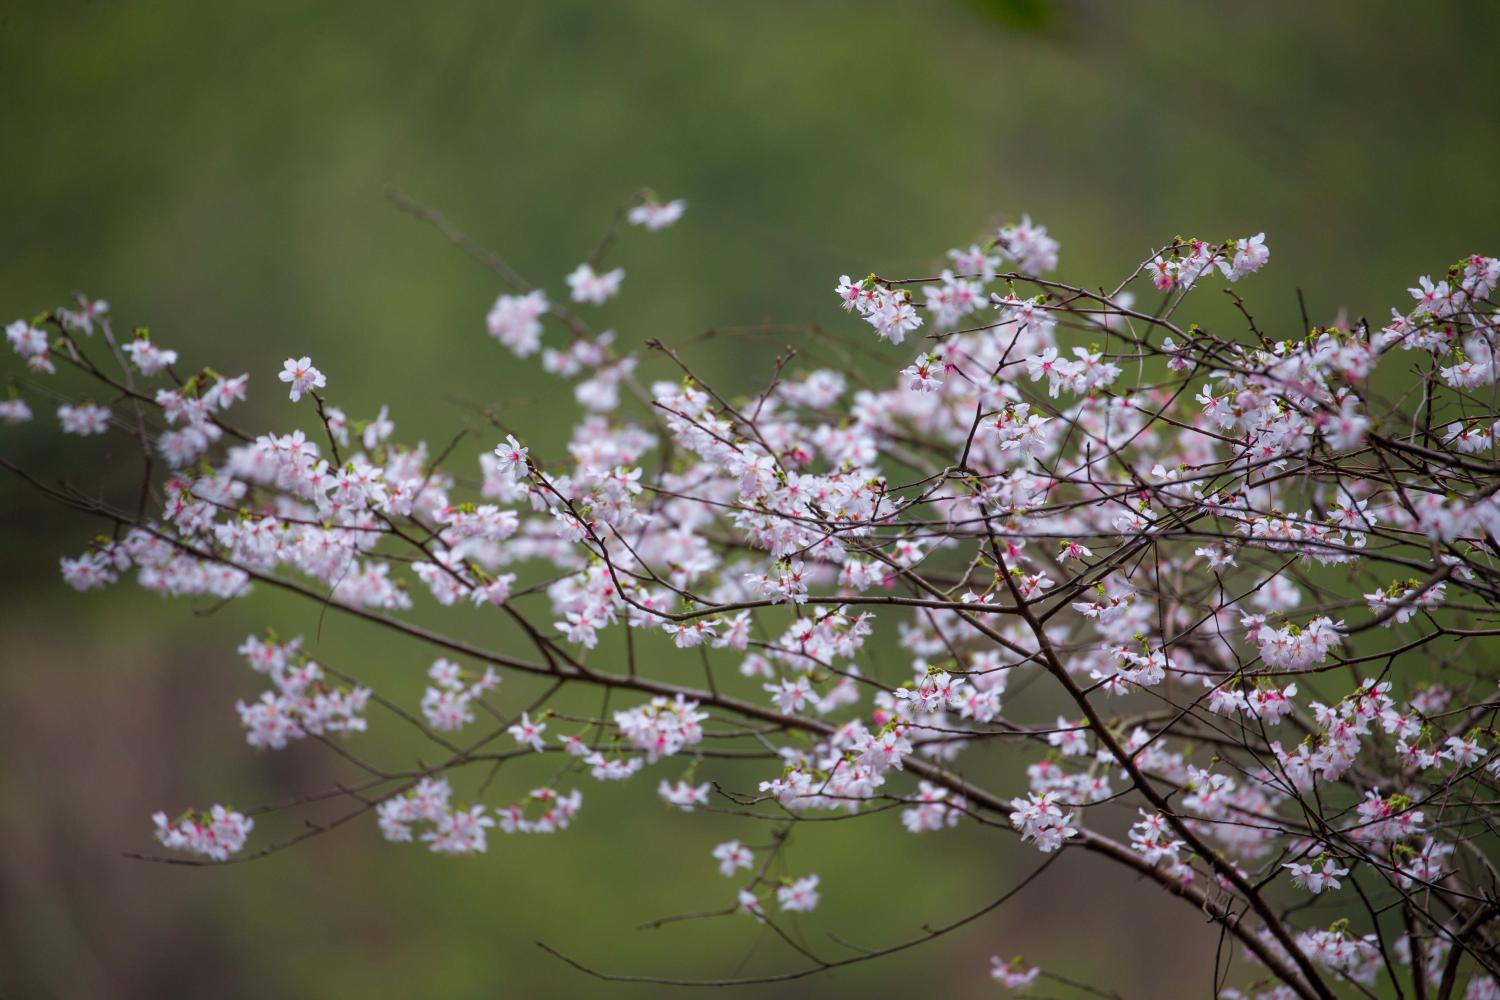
[2,2,1497,997]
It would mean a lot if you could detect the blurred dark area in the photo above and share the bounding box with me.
[2,2,1498,997]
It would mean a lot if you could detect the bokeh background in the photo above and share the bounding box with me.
[3,2,1498,997]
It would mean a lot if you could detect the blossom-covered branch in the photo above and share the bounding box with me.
[5,191,1499,998]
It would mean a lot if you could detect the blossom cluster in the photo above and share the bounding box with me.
[152,805,254,862]
[9,198,1500,998]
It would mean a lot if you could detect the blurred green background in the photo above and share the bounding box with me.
[2,2,1498,997]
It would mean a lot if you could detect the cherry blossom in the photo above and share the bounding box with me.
[565,263,624,305]
[507,712,547,752]
[0,398,32,423]
[58,402,111,435]
[1284,855,1349,894]
[277,356,326,401]
[711,839,753,877]
[627,197,686,230]
[486,289,550,357]
[990,955,1041,990]
[776,874,820,913]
